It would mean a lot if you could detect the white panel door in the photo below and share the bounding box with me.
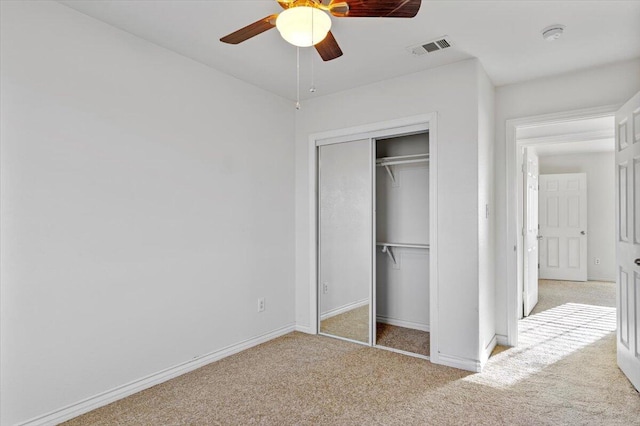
[523,148,539,316]
[539,173,588,282]
[615,91,640,392]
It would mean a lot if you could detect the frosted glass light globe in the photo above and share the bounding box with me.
[276,6,331,47]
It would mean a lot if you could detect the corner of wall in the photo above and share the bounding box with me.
[476,61,497,360]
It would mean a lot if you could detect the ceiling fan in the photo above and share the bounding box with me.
[220,0,422,62]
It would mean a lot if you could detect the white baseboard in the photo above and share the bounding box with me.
[479,335,497,370]
[436,352,482,372]
[295,324,314,334]
[17,324,296,426]
[376,315,430,332]
[320,298,369,320]
[496,334,509,346]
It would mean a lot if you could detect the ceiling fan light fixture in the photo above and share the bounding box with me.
[276,6,331,47]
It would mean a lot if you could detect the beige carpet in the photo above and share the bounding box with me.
[65,280,640,425]
[376,323,430,357]
[320,304,369,343]
[531,279,615,315]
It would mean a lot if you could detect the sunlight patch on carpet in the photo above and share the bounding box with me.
[464,303,616,389]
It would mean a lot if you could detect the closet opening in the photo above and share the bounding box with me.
[374,133,430,359]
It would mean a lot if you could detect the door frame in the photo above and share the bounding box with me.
[505,104,618,346]
[307,113,439,363]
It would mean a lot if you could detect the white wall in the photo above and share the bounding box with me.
[376,134,430,246]
[477,65,496,359]
[295,59,487,366]
[494,59,640,337]
[0,2,295,425]
[539,152,616,281]
[376,248,430,329]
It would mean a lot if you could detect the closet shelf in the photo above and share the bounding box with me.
[376,154,429,184]
[377,242,429,266]
[376,242,430,249]
[376,153,429,167]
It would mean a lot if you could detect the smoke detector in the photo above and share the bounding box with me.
[542,25,565,41]
[407,36,452,56]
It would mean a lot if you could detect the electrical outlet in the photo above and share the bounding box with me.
[258,298,265,312]
[594,258,601,265]
[323,282,328,294]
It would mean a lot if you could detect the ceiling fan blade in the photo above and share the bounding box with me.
[315,31,343,61]
[336,0,421,18]
[220,14,278,44]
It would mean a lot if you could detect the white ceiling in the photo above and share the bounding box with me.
[59,0,640,100]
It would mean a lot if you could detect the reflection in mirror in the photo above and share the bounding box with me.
[318,139,371,344]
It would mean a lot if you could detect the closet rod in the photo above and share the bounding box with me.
[377,242,430,249]
[376,153,429,162]
[377,158,429,167]
[376,153,429,167]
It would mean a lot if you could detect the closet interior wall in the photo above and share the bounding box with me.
[375,133,430,356]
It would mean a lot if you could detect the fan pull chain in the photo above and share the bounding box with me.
[310,50,316,93]
[296,47,301,110]
[310,6,316,93]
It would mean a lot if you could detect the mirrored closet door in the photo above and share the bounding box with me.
[318,139,372,344]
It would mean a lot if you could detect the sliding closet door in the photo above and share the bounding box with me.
[318,139,372,344]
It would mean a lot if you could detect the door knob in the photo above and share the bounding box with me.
[635,259,640,266]
[537,235,543,240]
[580,231,586,235]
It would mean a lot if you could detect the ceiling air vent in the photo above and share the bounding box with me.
[407,36,452,56]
